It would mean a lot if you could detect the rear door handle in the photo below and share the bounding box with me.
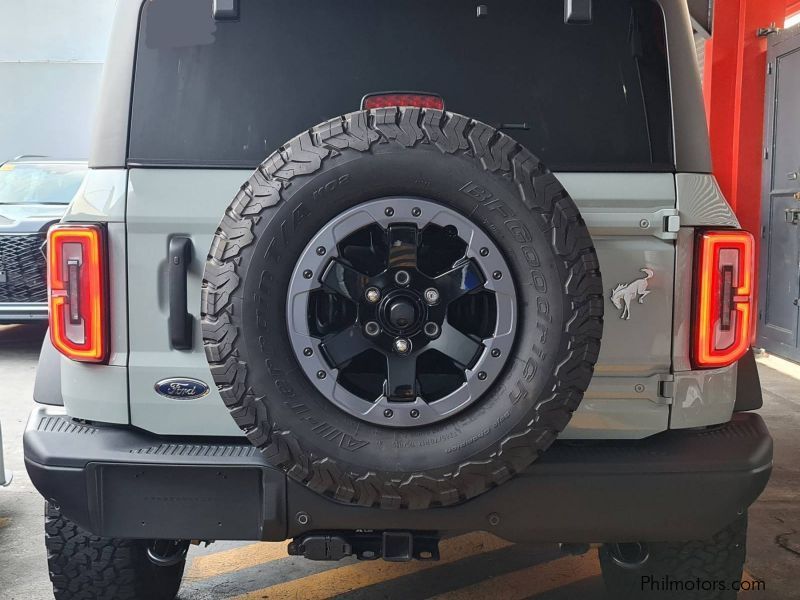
[168,237,193,350]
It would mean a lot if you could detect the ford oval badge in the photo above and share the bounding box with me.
[154,378,210,400]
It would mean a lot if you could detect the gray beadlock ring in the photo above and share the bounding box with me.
[286,197,517,428]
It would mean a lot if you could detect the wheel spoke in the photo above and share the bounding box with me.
[387,225,418,269]
[428,322,484,368]
[320,325,372,368]
[320,259,370,302]
[385,354,418,400]
[434,259,486,303]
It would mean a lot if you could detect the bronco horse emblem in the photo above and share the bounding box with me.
[610,269,654,320]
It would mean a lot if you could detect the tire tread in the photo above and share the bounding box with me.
[202,107,604,509]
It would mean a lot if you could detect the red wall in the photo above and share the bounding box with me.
[702,0,789,312]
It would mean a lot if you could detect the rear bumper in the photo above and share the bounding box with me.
[24,406,772,544]
[0,302,48,322]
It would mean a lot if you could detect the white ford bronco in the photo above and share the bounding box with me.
[24,1,772,599]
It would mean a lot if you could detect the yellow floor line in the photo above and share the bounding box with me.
[232,532,512,600]
[742,568,759,585]
[428,550,600,600]
[187,542,290,580]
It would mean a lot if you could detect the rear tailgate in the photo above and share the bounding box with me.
[124,0,678,438]
[126,170,675,438]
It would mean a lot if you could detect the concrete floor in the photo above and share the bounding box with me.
[0,323,797,599]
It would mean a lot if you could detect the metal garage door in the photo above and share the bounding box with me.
[758,27,800,362]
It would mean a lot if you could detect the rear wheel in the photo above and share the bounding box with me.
[599,515,748,600]
[45,502,186,600]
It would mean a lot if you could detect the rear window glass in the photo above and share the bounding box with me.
[0,163,86,205]
[129,0,673,172]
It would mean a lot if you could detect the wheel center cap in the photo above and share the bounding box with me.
[388,298,417,330]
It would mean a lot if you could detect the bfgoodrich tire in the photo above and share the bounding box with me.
[202,107,603,509]
[599,515,748,600]
[45,503,185,600]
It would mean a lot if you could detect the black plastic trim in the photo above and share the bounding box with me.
[735,349,764,412]
[213,0,240,21]
[167,237,193,350]
[33,333,64,406]
[25,406,771,544]
[564,0,593,24]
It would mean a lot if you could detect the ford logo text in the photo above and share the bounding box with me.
[154,378,210,400]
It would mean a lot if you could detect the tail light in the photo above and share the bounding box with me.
[47,224,108,363]
[692,230,754,369]
[361,92,444,110]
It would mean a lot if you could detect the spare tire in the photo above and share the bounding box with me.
[202,108,603,509]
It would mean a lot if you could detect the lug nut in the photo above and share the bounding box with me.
[365,321,381,337]
[424,322,440,337]
[303,347,313,357]
[492,270,502,280]
[424,288,440,305]
[316,246,326,256]
[385,207,395,217]
[394,338,411,354]
[410,409,420,418]
[491,348,501,358]
[316,370,327,380]
[480,247,489,257]
[303,269,313,279]
[365,287,381,303]
[477,371,487,380]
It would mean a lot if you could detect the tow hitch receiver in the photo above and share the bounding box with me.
[288,531,440,562]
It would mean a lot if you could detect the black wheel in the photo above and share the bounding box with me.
[599,515,748,600]
[203,107,604,509]
[45,502,186,600]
